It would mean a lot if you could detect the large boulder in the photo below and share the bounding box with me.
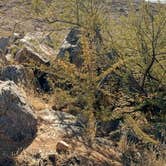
[5,32,56,65]
[0,81,37,158]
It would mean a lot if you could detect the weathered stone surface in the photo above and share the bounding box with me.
[0,37,9,52]
[0,81,37,158]
[0,65,29,84]
[11,32,57,65]
[58,28,83,67]
[39,109,83,136]
[20,32,56,55]
[14,46,50,65]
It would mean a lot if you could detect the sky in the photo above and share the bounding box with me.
[145,0,166,3]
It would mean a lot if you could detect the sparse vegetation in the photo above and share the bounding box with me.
[0,0,165,165]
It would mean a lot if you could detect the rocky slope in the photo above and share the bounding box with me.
[0,29,123,166]
[0,1,165,166]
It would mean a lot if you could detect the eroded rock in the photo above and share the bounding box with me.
[14,46,50,65]
[39,109,84,136]
[0,37,9,52]
[0,65,31,84]
[5,32,56,65]
[0,81,37,158]
[58,28,83,67]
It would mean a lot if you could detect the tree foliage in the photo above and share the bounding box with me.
[30,0,166,144]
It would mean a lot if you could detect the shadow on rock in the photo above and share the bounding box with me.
[0,157,16,166]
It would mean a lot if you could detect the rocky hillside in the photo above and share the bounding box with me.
[0,0,165,166]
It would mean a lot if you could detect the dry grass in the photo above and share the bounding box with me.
[124,115,158,144]
[118,133,166,166]
[28,96,48,111]
[24,88,52,111]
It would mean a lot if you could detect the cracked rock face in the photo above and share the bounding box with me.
[0,81,37,158]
